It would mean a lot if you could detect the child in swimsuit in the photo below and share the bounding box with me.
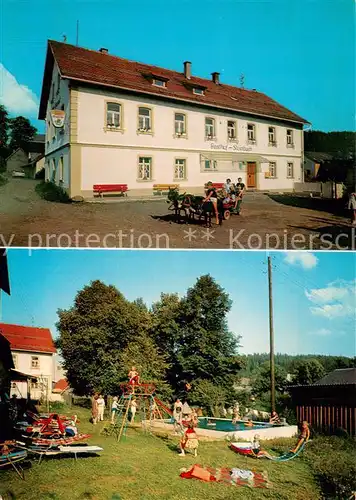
[290,421,310,453]
[128,366,140,385]
[179,421,199,456]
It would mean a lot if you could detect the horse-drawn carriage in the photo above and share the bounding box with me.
[167,184,238,227]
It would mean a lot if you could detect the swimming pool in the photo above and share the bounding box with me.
[198,417,275,432]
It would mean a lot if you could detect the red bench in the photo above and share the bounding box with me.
[204,182,225,190]
[93,184,128,197]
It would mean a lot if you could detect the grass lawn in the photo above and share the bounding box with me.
[0,405,320,500]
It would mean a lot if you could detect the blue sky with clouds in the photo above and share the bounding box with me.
[0,0,354,132]
[1,249,355,357]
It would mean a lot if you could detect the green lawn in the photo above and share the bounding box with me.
[0,406,320,500]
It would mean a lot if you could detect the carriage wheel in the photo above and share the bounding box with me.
[224,210,231,220]
[179,208,188,223]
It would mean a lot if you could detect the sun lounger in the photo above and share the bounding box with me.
[28,443,103,464]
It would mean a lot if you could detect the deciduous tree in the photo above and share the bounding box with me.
[8,116,37,151]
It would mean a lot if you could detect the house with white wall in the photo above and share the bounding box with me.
[38,40,309,198]
[0,323,56,400]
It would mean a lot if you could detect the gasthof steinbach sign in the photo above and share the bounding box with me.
[210,143,253,152]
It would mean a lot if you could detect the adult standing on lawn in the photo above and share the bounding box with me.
[92,393,99,424]
[347,191,356,225]
[235,177,246,214]
[97,394,105,421]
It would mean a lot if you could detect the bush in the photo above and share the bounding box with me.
[35,167,45,180]
[304,435,356,499]
[49,401,66,412]
[35,180,70,203]
[72,396,92,409]
[0,173,8,186]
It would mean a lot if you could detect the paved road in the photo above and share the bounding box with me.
[0,179,354,249]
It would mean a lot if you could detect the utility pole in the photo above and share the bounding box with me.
[268,256,275,412]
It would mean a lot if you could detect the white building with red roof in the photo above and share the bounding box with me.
[38,40,309,199]
[0,323,56,400]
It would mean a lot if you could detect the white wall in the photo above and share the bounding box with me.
[75,87,302,193]
[45,146,70,188]
[77,87,302,157]
[11,350,54,400]
[45,62,70,156]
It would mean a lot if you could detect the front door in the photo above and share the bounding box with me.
[247,162,256,188]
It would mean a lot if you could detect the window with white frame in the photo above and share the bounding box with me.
[138,157,152,180]
[59,156,64,182]
[51,159,56,182]
[152,78,166,87]
[227,120,237,140]
[204,159,217,170]
[268,126,277,145]
[12,354,18,368]
[268,162,277,178]
[106,102,122,129]
[31,380,39,389]
[31,356,40,369]
[247,123,256,143]
[138,107,152,132]
[205,117,215,139]
[287,162,294,178]
[174,158,187,180]
[193,87,204,95]
[174,113,186,136]
[286,129,294,146]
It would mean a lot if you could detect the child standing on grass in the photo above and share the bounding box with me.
[111,396,119,424]
[179,421,199,457]
[130,398,137,423]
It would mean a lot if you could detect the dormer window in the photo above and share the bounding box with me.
[193,87,205,95]
[152,78,166,88]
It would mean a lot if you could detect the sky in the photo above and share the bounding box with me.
[1,249,355,357]
[0,0,355,133]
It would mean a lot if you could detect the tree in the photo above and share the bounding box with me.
[0,105,9,149]
[252,362,288,398]
[56,280,162,395]
[292,359,325,386]
[190,380,226,416]
[8,116,37,151]
[0,105,10,172]
[150,276,242,409]
[118,333,172,400]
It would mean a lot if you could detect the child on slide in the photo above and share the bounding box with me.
[290,421,310,453]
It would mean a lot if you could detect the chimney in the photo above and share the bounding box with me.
[99,48,108,54]
[184,61,192,79]
[212,72,220,84]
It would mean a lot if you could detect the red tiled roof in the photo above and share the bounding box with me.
[39,40,308,125]
[0,323,56,354]
[53,378,69,392]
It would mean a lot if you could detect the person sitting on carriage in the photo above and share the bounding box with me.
[204,181,219,225]
[233,177,246,214]
[224,178,233,194]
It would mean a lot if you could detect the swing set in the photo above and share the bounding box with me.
[101,383,172,442]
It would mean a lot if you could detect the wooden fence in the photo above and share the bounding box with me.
[296,405,356,436]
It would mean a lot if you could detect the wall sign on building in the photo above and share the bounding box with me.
[51,110,65,128]
[210,143,253,152]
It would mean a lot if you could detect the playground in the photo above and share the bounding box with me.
[1,403,321,500]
